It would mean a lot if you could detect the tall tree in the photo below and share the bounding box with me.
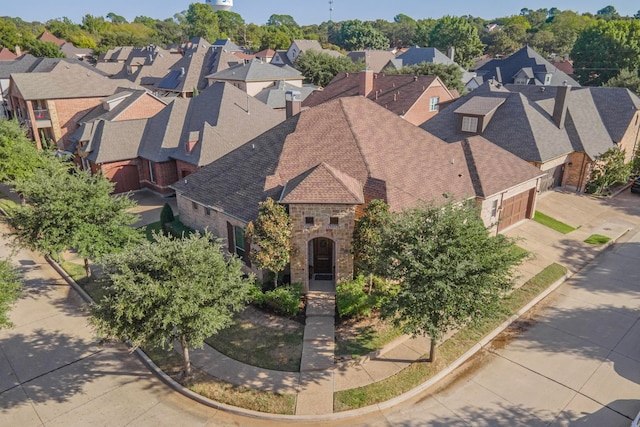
[0,119,54,182]
[266,14,298,28]
[184,3,219,41]
[106,13,128,25]
[352,199,390,292]
[338,19,389,50]
[90,232,253,377]
[429,16,484,68]
[379,202,525,361]
[572,19,640,86]
[605,68,640,95]
[585,147,632,194]
[0,259,21,330]
[215,10,245,41]
[246,198,291,288]
[596,5,619,19]
[294,49,360,87]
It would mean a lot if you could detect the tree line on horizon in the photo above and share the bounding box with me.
[1,4,639,88]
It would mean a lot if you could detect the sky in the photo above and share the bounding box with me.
[1,1,637,26]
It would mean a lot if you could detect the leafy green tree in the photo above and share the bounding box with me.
[337,20,389,51]
[572,19,640,86]
[91,231,252,377]
[0,119,53,182]
[160,202,175,235]
[106,13,128,25]
[81,14,109,34]
[9,167,141,275]
[429,16,484,68]
[386,62,464,93]
[604,68,640,95]
[0,259,21,329]
[586,147,632,194]
[0,19,21,52]
[294,49,360,87]
[259,25,293,50]
[520,8,549,27]
[215,10,245,40]
[352,199,390,293]
[484,23,527,57]
[379,202,525,361]
[245,198,291,288]
[596,5,619,19]
[24,40,65,58]
[185,3,219,41]
[266,14,298,28]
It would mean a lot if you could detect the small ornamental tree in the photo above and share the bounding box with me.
[294,50,361,87]
[352,199,390,293]
[90,231,253,378]
[586,147,632,195]
[246,198,291,288]
[159,203,175,235]
[0,259,22,329]
[379,201,526,362]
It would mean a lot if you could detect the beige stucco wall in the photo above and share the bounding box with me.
[288,203,357,292]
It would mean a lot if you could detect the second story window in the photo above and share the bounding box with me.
[429,96,439,112]
[461,116,478,133]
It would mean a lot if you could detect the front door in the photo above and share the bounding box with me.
[313,238,334,275]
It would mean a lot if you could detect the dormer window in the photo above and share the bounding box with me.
[461,116,479,133]
[544,73,552,85]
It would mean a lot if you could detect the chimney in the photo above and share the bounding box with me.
[359,69,374,97]
[552,85,571,129]
[285,90,302,118]
[495,67,502,84]
[15,45,21,56]
[447,46,455,61]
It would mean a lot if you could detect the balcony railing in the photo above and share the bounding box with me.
[33,109,50,120]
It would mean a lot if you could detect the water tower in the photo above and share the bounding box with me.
[205,0,233,11]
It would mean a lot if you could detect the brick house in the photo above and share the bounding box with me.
[8,62,141,149]
[171,96,543,292]
[205,59,304,97]
[423,81,640,192]
[303,70,458,126]
[77,82,284,193]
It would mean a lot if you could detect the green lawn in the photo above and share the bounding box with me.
[0,192,18,214]
[533,211,577,234]
[584,234,611,245]
[333,263,568,412]
[206,314,304,372]
[60,261,110,302]
[335,320,403,358]
[140,220,163,242]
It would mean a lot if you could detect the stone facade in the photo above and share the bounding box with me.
[288,203,357,292]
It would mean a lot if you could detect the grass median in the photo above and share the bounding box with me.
[334,263,568,412]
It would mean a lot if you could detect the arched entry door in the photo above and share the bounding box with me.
[309,237,334,282]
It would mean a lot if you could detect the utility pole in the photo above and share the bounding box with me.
[329,0,334,22]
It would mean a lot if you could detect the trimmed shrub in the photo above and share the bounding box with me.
[262,283,302,317]
[337,275,376,318]
[159,203,175,234]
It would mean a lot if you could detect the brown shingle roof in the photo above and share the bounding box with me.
[0,48,17,61]
[303,71,454,118]
[281,162,364,204]
[454,96,506,115]
[38,31,65,47]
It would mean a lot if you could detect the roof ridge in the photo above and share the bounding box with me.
[319,162,363,204]
[339,98,374,178]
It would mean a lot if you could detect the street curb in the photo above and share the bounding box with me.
[42,229,629,422]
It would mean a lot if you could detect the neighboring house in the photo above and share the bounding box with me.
[271,39,343,67]
[475,45,580,87]
[78,82,284,194]
[205,59,304,96]
[171,96,543,292]
[255,48,276,63]
[422,81,640,192]
[385,46,476,88]
[38,30,93,59]
[347,50,396,73]
[8,62,141,149]
[302,70,458,125]
[0,48,17,61]
[254,80,317,110]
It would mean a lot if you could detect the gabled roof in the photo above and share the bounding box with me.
[206,59,303,82]
[254,81,317,108]
[172,97,540,222]
[280,162,364,204]
[394,46,456,68]
[77,89,166,124]
[454,96,506,115]
[85,119,149,163]
[423,81,633,162]
[38,31,65,47]
[155,37,215,93]
[212,39,243,51]
[139,82,284,166]
[0,48,17,61]
[302,71,454,118]
[476,46,579,86]
[10,63,140,100]
[0,55,106,79]
[347,50,397,73]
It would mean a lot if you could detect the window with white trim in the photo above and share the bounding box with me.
[429,96,439,112]
[491,200,498,217]
[461,116,479,133]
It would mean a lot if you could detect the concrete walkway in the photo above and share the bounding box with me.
[177,188,640,414]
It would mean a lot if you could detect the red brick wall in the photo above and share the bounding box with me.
[175,160,199,179]
[114,94,166,121]
[50,97,103,148]
[404,85,456,126]
[139,158,178,194]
